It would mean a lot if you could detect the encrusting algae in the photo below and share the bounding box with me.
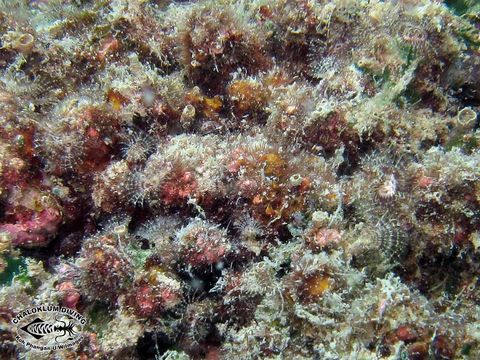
[0,0,480,359]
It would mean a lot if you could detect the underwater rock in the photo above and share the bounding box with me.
[0,0,479,359]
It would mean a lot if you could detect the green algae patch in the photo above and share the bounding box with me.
[445,0,480,16]
[0,256,27,285]
[86,301,113,338]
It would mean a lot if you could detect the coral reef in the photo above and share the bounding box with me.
[0,0,479,359]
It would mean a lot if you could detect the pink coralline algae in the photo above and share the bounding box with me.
[310,228,343,250]
[56,281,81,310]
[177,220,231,267]
[161,171,198,206]
[0,207,62,247]
[130,275,182,317]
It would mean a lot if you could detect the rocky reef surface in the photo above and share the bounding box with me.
[0,0,480,359]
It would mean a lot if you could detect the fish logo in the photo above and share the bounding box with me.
[20,318,47,340]
[12,305,86,351]
[20,316,78,342]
